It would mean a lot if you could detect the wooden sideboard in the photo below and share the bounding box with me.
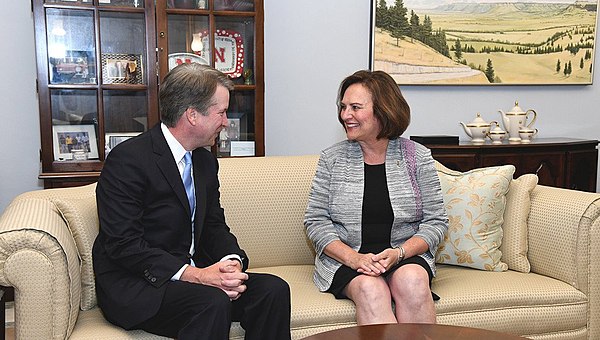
[418,138,599,192]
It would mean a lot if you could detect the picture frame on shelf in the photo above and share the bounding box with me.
[101,53,144,84]
[49,50,96,85]
[53,124,99,161]
[230,141,255,156]
[227,111,248,139]
[218,118,241,153]
[105,132,141,155]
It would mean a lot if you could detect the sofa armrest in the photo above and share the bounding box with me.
[527,184,600,339]
[0,198,82,340]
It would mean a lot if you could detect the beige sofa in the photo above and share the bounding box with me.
[0,155,598,340]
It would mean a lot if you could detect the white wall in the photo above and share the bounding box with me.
[1,0,599,214]
[0,1,41,215]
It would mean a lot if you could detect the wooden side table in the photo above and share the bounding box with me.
[417,138,598,192]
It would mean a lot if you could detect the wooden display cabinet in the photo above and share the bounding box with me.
[420,138,598,192]
[32,0,264,188]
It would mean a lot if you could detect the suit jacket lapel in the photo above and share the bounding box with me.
[191,150,207,244]
[150,126,192,216]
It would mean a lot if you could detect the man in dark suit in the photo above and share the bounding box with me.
[92,63,291,340]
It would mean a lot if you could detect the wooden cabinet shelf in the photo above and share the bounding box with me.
[420,138,598,192]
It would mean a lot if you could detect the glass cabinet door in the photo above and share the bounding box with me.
[46,8,96,85]
[99,10,150,155]
[34,0,157,182]
[157,0,263,157]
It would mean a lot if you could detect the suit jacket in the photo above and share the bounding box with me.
[92,124,248,329]
[304,138,448,291]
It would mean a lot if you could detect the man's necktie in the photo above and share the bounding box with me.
[182,151,195,214]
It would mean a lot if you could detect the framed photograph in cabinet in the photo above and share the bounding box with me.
[230,141,255,156]
[218,118,241,153]
[101,53,144,84]
[49,50,95,84]
[105,132,141,155]
[52,124,99,161]
[371,0,598,85]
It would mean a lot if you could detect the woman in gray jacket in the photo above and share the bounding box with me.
[304,70,448,325]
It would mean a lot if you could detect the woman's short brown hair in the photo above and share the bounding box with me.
[337,70,410,139]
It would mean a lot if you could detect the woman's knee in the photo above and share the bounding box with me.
[346,276,390,302]
[389,265,430,297]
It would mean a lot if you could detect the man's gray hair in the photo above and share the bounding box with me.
[159,63,234,127]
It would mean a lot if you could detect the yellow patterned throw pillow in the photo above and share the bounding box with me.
[500,173,538,273]
[435,165,515,271]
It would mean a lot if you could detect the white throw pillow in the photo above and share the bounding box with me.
[53,196,99,310]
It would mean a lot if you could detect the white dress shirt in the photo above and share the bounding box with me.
[161,123,241,281]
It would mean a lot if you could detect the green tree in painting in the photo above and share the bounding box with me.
[376,0,390,31]
[388,0,410,46]
[454,39,463,60]
[377,0,448,57]
[422,15,433,46]
[556,59,561,73]
[580,58,584,69]
[485,59,495,83]
[564,61,572,76]
[568,61,572,75]
[409,10,420,43]
[432,28,450,57]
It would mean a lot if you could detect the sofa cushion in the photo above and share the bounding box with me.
[249,265,357,337]
[433,265,588,337]
[70,308,169,340]
[499,174,538,273]
[435,165,515,271]
[218,155,319,269]
[53,195,99,311]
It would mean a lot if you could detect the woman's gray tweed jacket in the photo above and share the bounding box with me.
[304,137,448,292]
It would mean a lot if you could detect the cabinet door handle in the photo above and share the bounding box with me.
[535,162,544,174]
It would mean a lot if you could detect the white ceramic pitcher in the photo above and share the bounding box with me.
[499,101,537,142]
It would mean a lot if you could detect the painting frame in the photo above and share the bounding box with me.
[52,124,99,161]
[370,0,598,85]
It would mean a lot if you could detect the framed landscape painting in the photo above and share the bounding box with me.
[370,0,599,85]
